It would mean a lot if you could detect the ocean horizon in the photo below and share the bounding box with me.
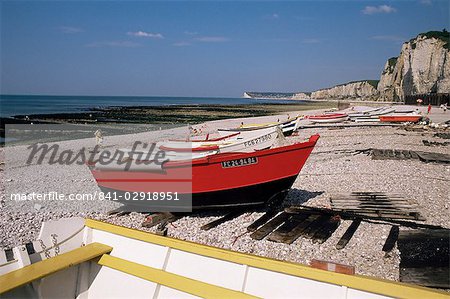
[0,94,301,118]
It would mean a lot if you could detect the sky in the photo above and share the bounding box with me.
[1,1,449,98]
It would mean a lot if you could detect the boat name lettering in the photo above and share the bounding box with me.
[243,133,272,147]
[221,157,258,168]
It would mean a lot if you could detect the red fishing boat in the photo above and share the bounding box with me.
[379,115,422,123]
[307,113,348,123]
[89,134,320,210]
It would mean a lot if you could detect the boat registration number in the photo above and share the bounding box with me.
[243,133,272,147]
[221,157,258,168]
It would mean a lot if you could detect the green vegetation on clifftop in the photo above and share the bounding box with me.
[335,80,379,89]
[410,30,449,50]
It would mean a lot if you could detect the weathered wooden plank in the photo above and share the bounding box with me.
[336,219,361,250]
[284,206,324,215]
[332,206,416,212]
[331,196,413,201]
[250,212,290,240]
[331,198,416,204]
[416,151,450,164]
[269,214,320,244]
[331,207,419,215]
[400,267,450,288]
[331,198,413,202]
[312,216,341,244]
[332,203,412,207]
[247,209,279,232]
[266,213,309,243]
[331,207,417,214]
[331,209,423,220]
[370,148,450,164]
[286,205,431,226]
[382,226,400,252]
[303,215,332,239]
[398,229,450,241]
[331,203,415,209]
[201,210,244,231]
[331,200,414,205]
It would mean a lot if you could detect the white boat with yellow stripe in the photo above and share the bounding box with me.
[0,218,448,299]
[219,115,302,136]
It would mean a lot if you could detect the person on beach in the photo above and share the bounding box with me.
[94,129,103,145]
[427,104,432,114]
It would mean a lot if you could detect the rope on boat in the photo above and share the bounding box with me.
[0,226,85,267]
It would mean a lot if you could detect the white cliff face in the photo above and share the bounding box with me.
[378,34,450,101]
[310,81,379,100]
[292,92,310,99]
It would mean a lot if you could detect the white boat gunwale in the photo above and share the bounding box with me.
[0,242,112,294]
[1,218,447,298]
[83,219,449,299]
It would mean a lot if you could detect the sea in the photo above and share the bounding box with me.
[0,94,299,118]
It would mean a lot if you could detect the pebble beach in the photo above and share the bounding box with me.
[1,104,449,282]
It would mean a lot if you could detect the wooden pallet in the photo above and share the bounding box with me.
[250,212,290,240]
[248,208,341,245]
[369,148,450,164]
[330,192,425,221]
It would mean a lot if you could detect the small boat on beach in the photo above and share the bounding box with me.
[307,113,348,123]
[349,107,396,122]
[219,116,301,136]
[89,134,320,210]
[347,107,385,118]
[1,217,446,299]
[379,114,422,123]
[160,126,280,154]
[98,127,283,172]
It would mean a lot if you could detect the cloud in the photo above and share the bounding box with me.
[173,42,191,47]
[184,31,198,36]
[85,41,140,48]
[371,35,405,42]
[127,31,163,39]
[60,26,83,34]
[194,36,230,42]
[362,5,396,15]
[264,13,280,20]
[419,0,432,5]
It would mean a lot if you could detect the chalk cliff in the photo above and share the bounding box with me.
[310,81,379,101]
[292,92,311,99]
[378,31,450,101]
[308,30,449,102]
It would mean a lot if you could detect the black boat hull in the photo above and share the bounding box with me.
[98,175,297,212]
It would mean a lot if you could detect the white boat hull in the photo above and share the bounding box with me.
[1,218,446,299]
[164,126,279,153]
[309,116,348,123]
